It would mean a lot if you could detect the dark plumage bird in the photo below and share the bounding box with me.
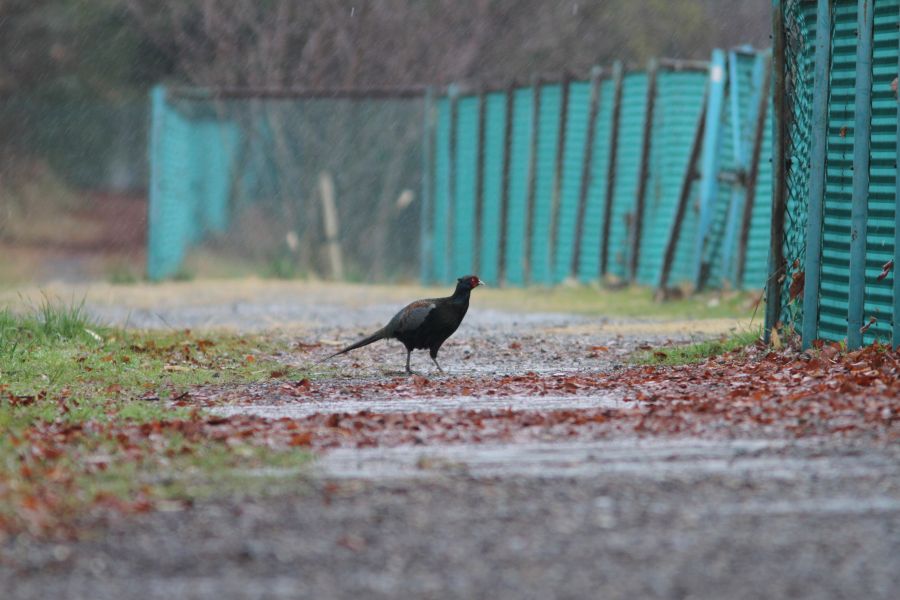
[323,275,485,374]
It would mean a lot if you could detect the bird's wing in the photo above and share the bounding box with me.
[389,299,437,334]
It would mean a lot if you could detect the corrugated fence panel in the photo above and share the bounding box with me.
[818,1,858,342]
[504,87,535,286]
[742,95,774,289]
[553,81,591,283]
[705,61,740,287]
[530,84,562,285]
[606,72,648,279]
[431,97,452,284]
[452,95,480,278]
[636,70,707,286]
[479,92,507,285]
[577,79,616,282]
[863,0,900,344]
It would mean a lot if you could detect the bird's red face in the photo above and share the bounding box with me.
[461,275,485,289]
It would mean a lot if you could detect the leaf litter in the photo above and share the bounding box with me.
[5,336,900,540]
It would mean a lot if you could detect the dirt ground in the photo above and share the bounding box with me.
[4,281,900,600]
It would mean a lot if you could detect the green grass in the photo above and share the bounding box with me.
[1,295,310,402]
[633,328,763,366]
[0,298,313,536]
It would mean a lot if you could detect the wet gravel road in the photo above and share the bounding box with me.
[4,282,899,599]
[7,438,900,600]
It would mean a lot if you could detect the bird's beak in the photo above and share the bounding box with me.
[478,279,487,287]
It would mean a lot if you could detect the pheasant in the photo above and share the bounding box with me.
[323,275,485,373]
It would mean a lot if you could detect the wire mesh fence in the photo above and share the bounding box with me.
[775,0,817,336]
[148,87,426,282]
[772,0,900,348]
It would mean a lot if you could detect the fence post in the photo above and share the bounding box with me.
[548,71,571,281]
[736,52,773,289]
[800,0,833,349]
[572,66,604,276]
[420,86,434,284]
[847,0,875,349]
[600,61,625,277]
[630,58,659,282]
[694,49,727,291]
[474,86,487,277]
[147,85,168,281]
[765,0,789,344]
[894,8,900,350]
[446,84,460,284]
[498,83,515,285]
[524,74,542,284]
[719,49,748,288]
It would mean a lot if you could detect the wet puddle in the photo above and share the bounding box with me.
[212,392,636,419]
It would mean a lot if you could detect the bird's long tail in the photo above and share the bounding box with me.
[319,328,388,363]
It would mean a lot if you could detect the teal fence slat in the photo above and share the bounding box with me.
[818,1,858,342]
[862,0,899,344]
[432,97,453,283]
[148,87,199,280]
[577,79,616,281]
[636,70,707,286]
[504,88,535,286]
[530,84,563,285]
[607,72,649,279]
[452,95,480,278]
[479,92,507,284]
[776,0,900,344]
[743,89,775,289]
[553,81,592,283]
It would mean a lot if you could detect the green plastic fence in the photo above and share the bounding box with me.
[530,84,563,285]
[150,87,235,279]
[452,95,480,277]
[479,92,507,285]
[818,2,855,343]
[150,86,425,281]
[606,72,649,279]
[432,97,453,283]
[553,81,592,283]
[503,88,535,286]
[773,0,900,348]
[636,70,707,286]
[743,74,775,290]
[864,1,899,344]
[428,52,774,291]
[576,79,617,282]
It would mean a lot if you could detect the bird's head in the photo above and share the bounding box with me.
[456,275,486,291]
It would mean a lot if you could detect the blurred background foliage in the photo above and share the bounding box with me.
[0,0,770,284]
[2,0,769,99]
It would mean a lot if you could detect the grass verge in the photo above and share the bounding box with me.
[632,328,763,366]
[0,298,312,539]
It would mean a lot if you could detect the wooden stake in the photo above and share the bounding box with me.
[318,171,344,280]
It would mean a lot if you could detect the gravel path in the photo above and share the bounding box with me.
[4,281,898,599]
[6,439,900,600]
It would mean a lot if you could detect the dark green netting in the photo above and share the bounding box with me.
[149,86,424,281]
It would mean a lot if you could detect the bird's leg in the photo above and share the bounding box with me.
[405,349,413,375]
[431,356,445,374]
